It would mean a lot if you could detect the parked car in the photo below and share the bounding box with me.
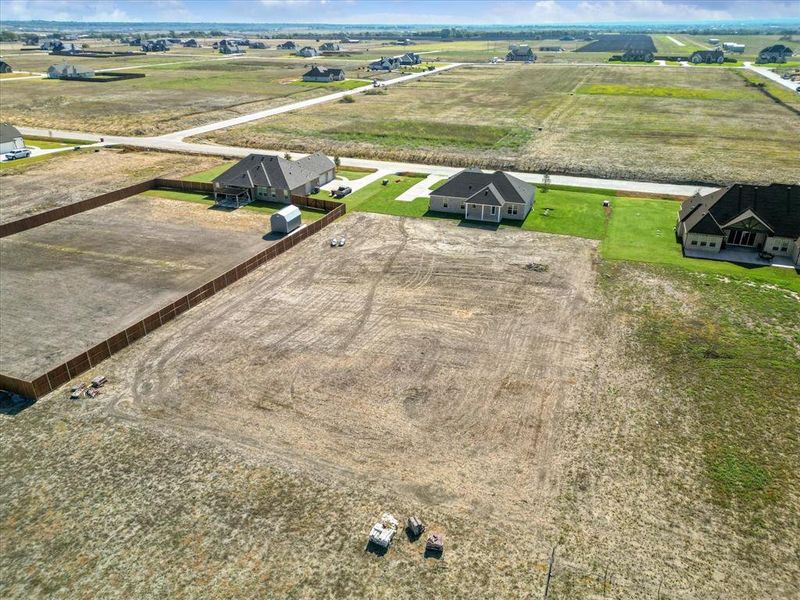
[4,149,31,160]
[333,186,352,198]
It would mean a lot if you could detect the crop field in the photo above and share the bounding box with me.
[0,57,368,136]
[0,193,280,379]
[0,148,224,223]
[1,211,797,598]
[200,64,800,185]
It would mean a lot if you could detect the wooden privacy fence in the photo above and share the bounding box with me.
[0,179,346,399]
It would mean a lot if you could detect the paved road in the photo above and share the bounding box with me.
[159,62,463,141]
[743,62,800,91]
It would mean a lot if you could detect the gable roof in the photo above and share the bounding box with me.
[759,44,793,55]
[679,184,800,238]
[0,123,22,144]
[303,66,344,78]
[431,169,535,205]
[213,153,335,192]
[507,45,534,57]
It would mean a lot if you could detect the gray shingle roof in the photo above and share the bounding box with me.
[0,123,22,144]
[679,184,800,238]
[213,152,334,192]
[304,66,344,78]
[431,169,534,205]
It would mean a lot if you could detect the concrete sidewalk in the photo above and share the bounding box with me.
[397,174,443,201]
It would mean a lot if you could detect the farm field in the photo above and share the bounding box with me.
[0,194,278,379]
[0,57,371,136]
[2,212,797,598]
[0,148,223,223]
[199,63,800,185]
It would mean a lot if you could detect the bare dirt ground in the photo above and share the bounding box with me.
[0,195,273,379]
[1,214,796,598]
[0,148,223,224]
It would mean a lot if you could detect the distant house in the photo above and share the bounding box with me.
[506,44,536,62]
[40,39,61,51]
[559,35,575,41]
[302,66,346,82]
[46,63,94,79]
[621,48,654,62]
[183,39,198,47]
[722,42,745,53]
[250,41,268,49]
[319,42,340,52]
[396,38,414,46]
[219,39,242,54]
[397,52,421,65]
[340,38,360,44]
[429,169,535,224]
[297,46,318,57]
[0,123,25,154]
[539,46,564,52]
[142,39,169,52]
[277,41,297,50]
[708,38,720,45]
[369,56,400,71]
[212,152,336,207]
[0,61,12,73]
[127,37,142,46]
[689,49,724,64]
[756,44,794,64]
[676,184,800,266]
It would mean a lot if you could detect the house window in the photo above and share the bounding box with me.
[443,201,448,208]
[781,244,789,252]
[460,203,465,210]
[691,240,698,245]
[700,241,707,247]
[490,206,496,215]
[709,242,716,247]
[508,205,519,215]
[773,246,780,251]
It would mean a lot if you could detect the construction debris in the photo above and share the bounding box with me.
[425,532,444,554]
[368,513,399,548]
[407,516,425,538]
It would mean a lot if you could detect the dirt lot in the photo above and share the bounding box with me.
[1,213,797,598]
[0,195,273,379]
[0,148,223,224]
[199,64,800,185]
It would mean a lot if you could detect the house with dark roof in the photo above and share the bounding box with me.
[676,184,800,266]
[302,66,345,82]
[46,63,94,79]
[429,169,535,223]
[369,56,400,71]
[689,49,724,64]
[297,46,318,58]
[219,39,242,54]
[506,45,536,62]
[0,60,12,73]
[621,48,654,62]
[319,42,340,52]
[278,41,297,50]
[397,52,421,65]
[0,123,25,154]
[756,44,793,64]
[212,152,336,207]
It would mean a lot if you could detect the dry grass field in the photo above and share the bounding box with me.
[200,63,800,185]
[0,148,222,223]
[0,194,276,379]
[2,213,797,598]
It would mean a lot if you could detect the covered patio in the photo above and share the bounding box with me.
[684,246,798,269]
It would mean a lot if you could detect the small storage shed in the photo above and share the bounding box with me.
[271,205,302,234]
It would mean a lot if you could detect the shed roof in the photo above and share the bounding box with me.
[273,204,301,220]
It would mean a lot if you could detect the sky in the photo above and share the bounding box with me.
[1,0,799,25]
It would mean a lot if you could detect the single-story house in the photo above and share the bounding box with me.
[397,52,421,65]
[429,168,535,223]
[0,60,12,73]
[690,49,724,64]
[40,39,62,51]
[302,66,346,82]
[182,38,198,47]
[219,39,242,54]
[319,42,340,52]
[676,183,800,266]
[396,38,414,46]
[506,44,536,62]
[142,39,169,52]
[756,44,794,64]
[297,46,318,57]
[369,56,400,71]
[47,63,94,79]
[0,123,25,154]
[250,42,268,49]
[278,41,297,50]
[212,152,336,207]
[621,48,654,62]
[340,38,360,44]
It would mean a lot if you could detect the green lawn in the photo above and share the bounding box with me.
[577,82,757,101]
[183,162,236,182]
[290,79,371,90]
[24,136,93,149]
[334,168,374,181]
[519,188,611,239]
[142,189,324,221]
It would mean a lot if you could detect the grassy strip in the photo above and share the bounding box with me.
[0,148,91,171]
[183,162,236,182]
[335,168,373,181]
[289,79,372,91]
[142,189,323,221]
[604,261,800,515]
[24,135,94,146]
[577,83,758,101]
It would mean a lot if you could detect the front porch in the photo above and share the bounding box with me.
[684,245,798,269]
[465,202,502,223]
